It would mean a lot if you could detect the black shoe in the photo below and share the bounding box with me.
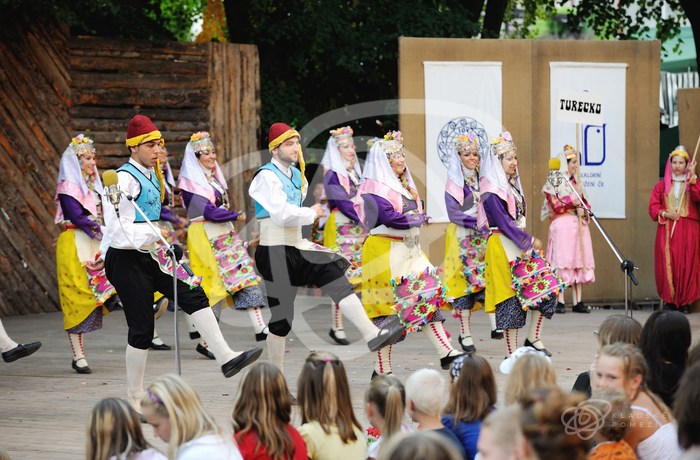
[491,329,504,340]
[524,338,552,357]
[150,339,172,351]
[189,331,201,340]
[457,336,477,354]
[221,347,263,378]
[367,316,404,352]
[555,302,566,314]
[371,370,392,381]
[2,341,41,363]
[255,331,268,342]
[196,344,216,360]
[572,302,590,314]
[680,305,690,314]
[72,358,92,374]
[153,297,169,320]
[329,329,350,346]
[440,350,466,370]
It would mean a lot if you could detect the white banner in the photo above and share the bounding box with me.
[550,62,627,219]
[556,89,605,125]
[424,61,503,222]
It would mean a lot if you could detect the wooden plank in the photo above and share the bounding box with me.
[68,106,209,122]
[69,36,208,60]
[69,55,207,75]
[71,71,209,91]
[72,87,210,108]
[71,118,208,133]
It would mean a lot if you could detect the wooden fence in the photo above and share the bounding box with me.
[0,21,260,316]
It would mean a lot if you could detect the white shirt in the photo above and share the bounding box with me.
[249,158,316,228]
[177,434,243,460]
[102,158,162,252]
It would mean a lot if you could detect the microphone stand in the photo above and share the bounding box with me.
[125,195,184,375]
[552,173,638,316]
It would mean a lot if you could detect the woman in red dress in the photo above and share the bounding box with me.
[648,145,700,313]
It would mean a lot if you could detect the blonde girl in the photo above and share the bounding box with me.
[365,375,406,460]
[86,397,166,460]
[232,362,307,459]
[504,352,557,405]
[595,343,682,460]
[297,351,365,460]
[141,374,241,460]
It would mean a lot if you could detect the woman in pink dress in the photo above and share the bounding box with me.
[540,145,595,314]
[648,145,700,313]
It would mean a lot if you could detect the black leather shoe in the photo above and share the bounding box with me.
[367,316,404,352]
[524,338,552,357]
[150,341,172,351]
[491,329,504,340]
[255,332,268,342]
[72,358,92,374]
[572,302,590,314]
[221,347,263,378]
[440,350,466,370]
[457,336,477,354]
[371,370,393,381]
[153,297,169,320]
[2,341,41,363]
[189,331,201,340]
[329,329,350,346]
[196,344,216,360]
[555,302,566,314]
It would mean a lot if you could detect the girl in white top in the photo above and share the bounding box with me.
[594,343,682,460]
[141,374,242,460]
[86,397,167,460]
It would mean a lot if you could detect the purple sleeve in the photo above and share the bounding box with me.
[159,206,180,224]
[58,194,102,239]
[181,190,238,222]
[363,194,425,230]
[323,172,360,222]
[445,192,477,228]
[482,193,532,250]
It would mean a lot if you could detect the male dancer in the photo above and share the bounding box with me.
[103,115,262,412]
[249,122,402,374]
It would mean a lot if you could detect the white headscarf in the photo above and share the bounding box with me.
[320,135,363,193]
[178,140,227,205]
[476,133,522,229]
[54,142,103,222]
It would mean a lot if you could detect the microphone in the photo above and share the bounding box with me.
[102,170,121,207]
[547,157,563,189]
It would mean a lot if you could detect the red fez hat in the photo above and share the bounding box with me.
[126,115,163,147]
[268,122,295,145]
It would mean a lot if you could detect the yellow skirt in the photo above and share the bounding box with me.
[56,229,109,330]
[323,211,337,250]
[484,234,515,314]
[188,222,231,307]
[443,223,485,311]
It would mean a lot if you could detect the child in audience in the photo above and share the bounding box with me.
[297,351,366,460]
[504,353,557,405]
[86,397,166,460]
[378,431,464,460]
[442,354,496,460]
[586,389,637,460]
[365,374,407,460]
[476,405,524,460]
[404,368,467,458]
[232,362,308,460]
[141,374,242,460]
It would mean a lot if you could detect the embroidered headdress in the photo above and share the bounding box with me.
[190,131,215,154]
[329,126,353,145]
[70,134,95,156]
[455,132,480,155]
[490,131,516,159]
[382,131,404,157]
[321,126,362,194]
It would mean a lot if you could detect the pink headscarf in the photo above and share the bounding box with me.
[54,142,103,223]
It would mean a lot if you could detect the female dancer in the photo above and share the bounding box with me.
[648,145,700,313]
[478,132,563,366]
[321,126,367,345]
[443,133,500,354]
[358,131,464,377]
[179,131,268,354]
[541,145,595,313]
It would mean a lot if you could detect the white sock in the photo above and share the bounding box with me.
[505,328,518,356]
[488,312,498,331]
[68,333,85,360]
[374,345,393,375]
[189,309,237,366]
[423,322,455,358]
[0,319,17,353]
[337,294,378,342]
[151,326,165,346]
[247,307,268,334]
[125,345,148,413]
[572,284,581,305]
[527,310,545,343]
[266,333,286,374]
[331,304,346,339]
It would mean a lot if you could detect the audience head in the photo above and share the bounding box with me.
[477,405,524,460]
[504,353,557,405]
[597,314,642,348]
[141,374,220,459]
[365,374,406,439]
[405,368,448,420]
[674,362,700,449]
[688,343,700,368]
[232,362,296,459]
[595,343,646,401]
[587,389,632,442]
[298,351,361,443]
[86,397,152,460]
[639,309,691,368]
[446,354,497,423]
[520,388,590,460]
[378,431,464,460]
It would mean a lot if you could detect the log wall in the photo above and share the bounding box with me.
[0,22,260,317]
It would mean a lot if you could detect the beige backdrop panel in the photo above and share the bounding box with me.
[399,37,660,303]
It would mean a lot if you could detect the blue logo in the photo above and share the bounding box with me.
[437,117,489,168]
